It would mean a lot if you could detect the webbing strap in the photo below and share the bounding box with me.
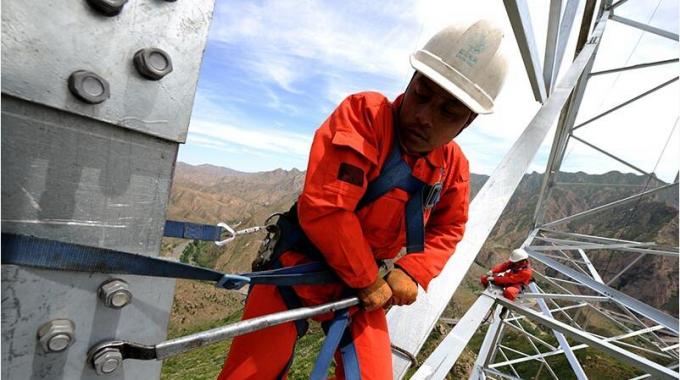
[163,220,224,241]
[339,326,362,380]
[310,309,351,380]
[1,233,336,289]
[356,137,427,253]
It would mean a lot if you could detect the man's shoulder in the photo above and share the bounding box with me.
[343,91,392,112]
[441,140,470,181]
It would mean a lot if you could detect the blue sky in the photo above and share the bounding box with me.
[179,0,678,181]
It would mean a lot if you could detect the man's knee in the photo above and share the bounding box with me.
[503,286,520,300]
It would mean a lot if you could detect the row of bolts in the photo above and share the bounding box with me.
[37,224,266,375]
[40,0,200,374]
[70,0,178,104]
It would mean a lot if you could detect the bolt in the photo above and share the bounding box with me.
[86,0,128,16]
[92,348,123,375]
[133,48,173,80]
[98,279,132,309]
[68,70,110,104]
[37,319,75,353]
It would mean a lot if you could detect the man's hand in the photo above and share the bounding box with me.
[486,270,493,276]
[385,268,418,306]
[357,277,393,311]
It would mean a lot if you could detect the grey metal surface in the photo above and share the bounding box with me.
[469,305,505,380]
[528,283,588,380]
[496,297,680,379]
[388,11,608,379]
[1,0,215,143]
[610,14,679,41]
[543,0,563,94]
[504,0,548,103]
[1,95,179,380]
[411,292,497,380]
[527,249,680,334]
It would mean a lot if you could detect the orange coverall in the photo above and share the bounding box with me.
[219,92,470,379]
[481,261,532,300]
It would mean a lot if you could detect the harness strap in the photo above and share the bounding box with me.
[356,136,429,253]
[311,309,352,380]
[1,233,336,290]
[163,220,224,241]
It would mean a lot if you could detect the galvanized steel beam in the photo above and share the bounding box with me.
[504,0,548,102]
[610,14,680,41]
[590,58,679,76]
[526,249,680,334]
[496,297,680,379]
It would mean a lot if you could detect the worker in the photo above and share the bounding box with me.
[481,249,533,301]
[219,19,508,380]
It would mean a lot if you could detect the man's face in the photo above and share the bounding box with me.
[398,72,476,154]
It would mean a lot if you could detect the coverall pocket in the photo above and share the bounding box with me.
[359,190,407,251]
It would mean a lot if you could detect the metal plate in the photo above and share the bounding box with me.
[1,95,178,379]
[1,0,214,143]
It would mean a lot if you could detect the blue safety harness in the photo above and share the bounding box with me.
[1,132,441,380]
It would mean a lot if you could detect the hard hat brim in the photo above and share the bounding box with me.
[410,51,494,115]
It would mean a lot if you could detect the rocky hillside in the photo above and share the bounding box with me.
[160,163,677,379]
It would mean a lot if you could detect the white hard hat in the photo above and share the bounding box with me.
[509,249,529,263]
[410,20,508,114]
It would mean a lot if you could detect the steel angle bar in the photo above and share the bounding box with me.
[608,0,630,11]
[629,364,680,380]
[528,283,588,380]
[590,58,679,76]
[541,182,679,228]
[504,0,548,102]
[494,323,670,369]
[506,317,561,379]
[521,293,609,302]
[552,0,580,91]
[496,297,680,379]
[387,17,607,375]
[482,367,524,380]
[571,135,661,179]
[505,303,588,322]
[538,229,647,245]
[573,77,679,131]
[607,254,646,285]
[578,249,604,283]
[503,319,558,351]
[532,8,608,227]
[526,249,680,334]
[661,343,680,352]
[544,0,563,94]
[410,292,497,380]
[528,242,654,251]
[497,348,523,378]
[535,235,655,247]
[554,181,650,187]
[610,14,680,41]
[470,305,506,380]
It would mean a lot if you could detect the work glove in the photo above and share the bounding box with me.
[357,277,393,312]
[385,268,418,306]
[486,270,493,276]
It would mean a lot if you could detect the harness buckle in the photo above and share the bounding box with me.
[423,182,442,209]
[251,214,283,271]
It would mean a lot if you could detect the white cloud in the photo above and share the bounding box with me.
[188,118,312,158]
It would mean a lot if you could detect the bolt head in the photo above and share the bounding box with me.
[93,348,123,375]
[98,279,132,309]
[37,319,75,353]
[86,0,128,16]
[68,70,110,104]
[133,48,173,80]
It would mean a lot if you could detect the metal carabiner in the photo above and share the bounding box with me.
[215,222,236,246]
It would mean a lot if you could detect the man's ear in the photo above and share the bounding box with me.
[465,113,478,127]
[453,112,478,138]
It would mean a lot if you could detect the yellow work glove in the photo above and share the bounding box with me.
[357,277,393,311]
[385,268,418,306]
